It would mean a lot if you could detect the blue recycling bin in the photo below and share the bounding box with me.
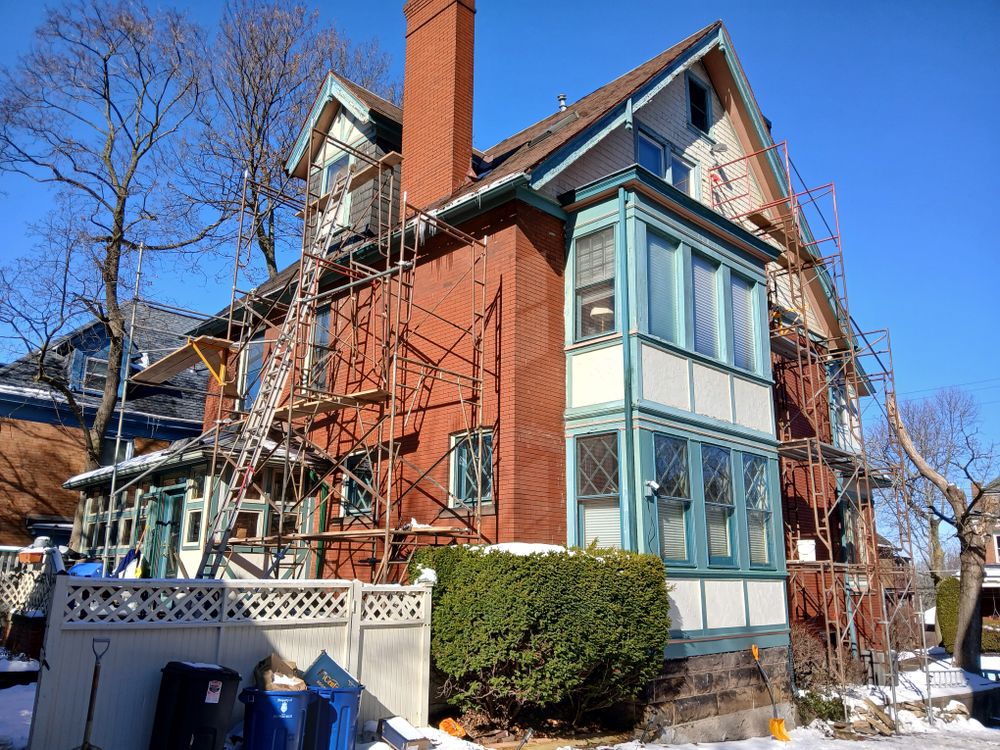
[68,561,105,577]
[239,688,314,750]
[303,685,363,750]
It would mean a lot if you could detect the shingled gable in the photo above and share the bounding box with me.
[285,71,402,179]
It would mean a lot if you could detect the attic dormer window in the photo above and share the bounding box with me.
[323,154,350,195]
[83,356,109,393]
[687,73,711,134]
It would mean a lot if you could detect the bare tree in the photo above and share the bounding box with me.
[0,0,218,472]
[887,388,997,672]
[869,393,971,585]
[193,0,399,278]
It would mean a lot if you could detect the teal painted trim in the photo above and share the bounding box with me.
[565,438,578,547]
[533,28,718,188]
[567,167,780,262]
[617,187,638,551]
[664,567,786,581]
[285,73,370,174]
[514,186,568,220]
[632,397,780,447]
[665,630,789,659]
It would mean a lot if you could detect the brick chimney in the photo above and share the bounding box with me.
[401,0,475,208]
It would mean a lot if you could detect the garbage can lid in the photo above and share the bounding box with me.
[162,661,241,679]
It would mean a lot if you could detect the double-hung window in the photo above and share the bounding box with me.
[654,434,690,562]
[637,131,695,197]
[577,432,621,548]
[687,74,711,134]
[450,431,493,508]
[323,154,350,195]
[343,452,374,515]
[730,274,756,372]
[742,453,770,566]
[575,227,616,340]
[310,305,331,391]
[691,254,721,359]
[83,356,109,393]
[647,232,681,344]
[702,445,734,564]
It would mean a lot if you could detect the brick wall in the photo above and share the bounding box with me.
[0,418,88,545]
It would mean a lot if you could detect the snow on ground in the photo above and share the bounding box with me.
[0,684,34,750]
[851,648,1000,707]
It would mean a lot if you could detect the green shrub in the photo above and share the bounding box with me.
[937,577,960,654]
[410,545,671,727]
[936,578,1000,653]
[795,690,843,724]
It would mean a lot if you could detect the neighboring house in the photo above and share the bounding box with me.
[72,2,906,738]
[980,482,1000,617]
[0,303,206,546]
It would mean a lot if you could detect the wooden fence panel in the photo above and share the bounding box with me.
[29,577,431,750]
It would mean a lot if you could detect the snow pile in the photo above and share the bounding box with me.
[0,685,35,750]
[475,543,568,556]
[0,658,38,675]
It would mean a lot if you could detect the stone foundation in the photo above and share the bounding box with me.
[642,646,794,743]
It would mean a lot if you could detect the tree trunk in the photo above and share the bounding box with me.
[928,516,944,586]
[954,533,986,672]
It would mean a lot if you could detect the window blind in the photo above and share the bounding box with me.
[648,233,680,344]
[692,254,719,358]
[748,510,769,565]
[706,504,731,558]
[582,499,621,548]
[658,497,687,560]
[731,275,756,371]
[575,227,615,287]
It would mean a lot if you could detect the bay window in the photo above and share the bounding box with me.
[742,453,770,566]
[691,253,720,359]
[648,232,681,344]
[730,274,756,372]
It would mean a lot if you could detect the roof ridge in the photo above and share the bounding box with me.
[482,20,722,160]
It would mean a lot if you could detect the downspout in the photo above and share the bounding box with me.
[617,187,638,549]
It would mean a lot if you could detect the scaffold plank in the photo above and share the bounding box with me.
[131,335,234,386]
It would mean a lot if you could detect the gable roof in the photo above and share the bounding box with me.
[0,302,206,425]
[437,21,723,207]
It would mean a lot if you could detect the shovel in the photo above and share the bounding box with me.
[751,643,791,742]
[73,638,110,750]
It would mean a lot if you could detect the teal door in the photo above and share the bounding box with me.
[143,485,185,578]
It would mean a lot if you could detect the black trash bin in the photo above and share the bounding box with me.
[148,661,241,750]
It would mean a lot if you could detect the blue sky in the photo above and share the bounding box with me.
[1,1,999,442]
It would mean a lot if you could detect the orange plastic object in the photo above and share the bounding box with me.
[17,549,44,565]
[438,718,466,738]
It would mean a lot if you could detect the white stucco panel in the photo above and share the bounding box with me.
[747,580,787,626]
[570,345,624,407]
[667,578,703,632]
[732,377,774,435]
[704,579,746,629]
[640,344,690,411]
[691,362,732,422]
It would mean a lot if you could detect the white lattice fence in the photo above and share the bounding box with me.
[30,577,432,750]
[0,553,56,618]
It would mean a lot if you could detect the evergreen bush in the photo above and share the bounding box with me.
[410,545,671,726]
[936,577,960,654]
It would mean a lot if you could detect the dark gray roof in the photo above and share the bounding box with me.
[0,301,206,424]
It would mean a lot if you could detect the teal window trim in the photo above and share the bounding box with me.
[342,451,375,516]
[701,443,738,568]
[741,450,776,570]
[685,70,713,138]
[574,430,624,549]
[182,505,203,549]
[633,124,698,198]
[449,430,494,509]
[651,432,695,565]
[572,224,619,343]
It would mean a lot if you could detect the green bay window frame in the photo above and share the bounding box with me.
[573,225,617,341]
[742,452,772,567]
[729,273,757,373]
[647,230,682,345]
[576,431,622,549]
[701,443,736,566]
[652,433,692,563]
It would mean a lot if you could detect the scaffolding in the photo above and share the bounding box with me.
[709,142,919,686]
[98,125,492,582]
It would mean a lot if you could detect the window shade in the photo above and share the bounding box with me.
[575,227,615,287]
[748,509,769,565]
[731,275,756,371]
[658,497,687,560]
[706,504,731,558]
[582,499,621,548]
[692,254,719,358]
[648,233,680,343]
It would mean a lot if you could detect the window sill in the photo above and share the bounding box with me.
[444,504,497,518]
